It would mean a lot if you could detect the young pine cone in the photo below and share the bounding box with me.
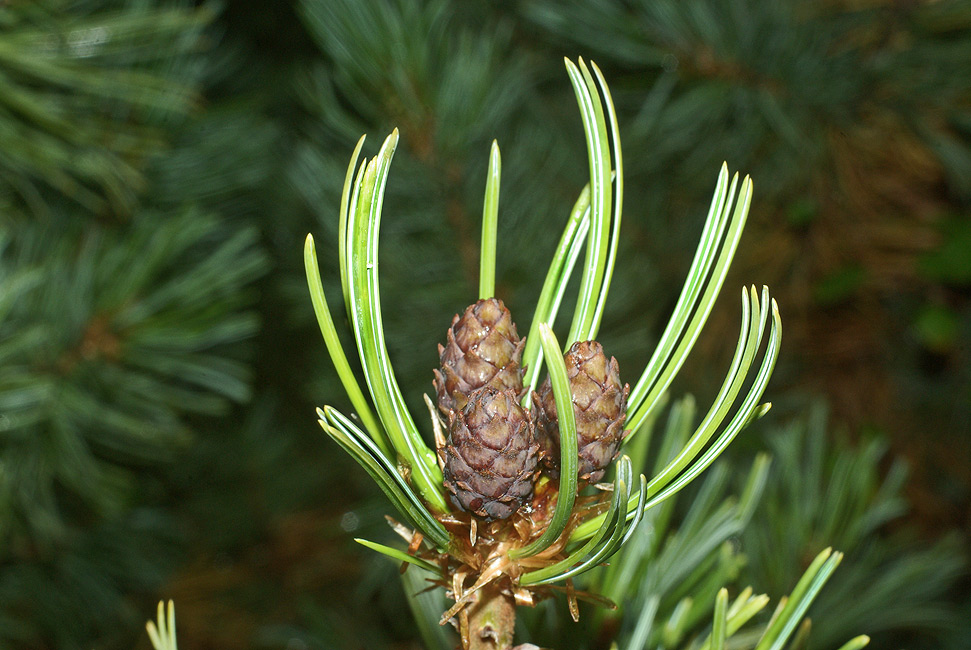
[441,387,539,521]
[533,340,629,483]
[434,298,525,415]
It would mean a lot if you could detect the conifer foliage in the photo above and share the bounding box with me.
[0,1,269,647]
[0,1,213,216]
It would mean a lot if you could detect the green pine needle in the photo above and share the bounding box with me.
[588,61,624,340]
[644,286,766,496]
[339,134,367,313]
[521,185,591,400]
[355,538,441,573]
[755,548,843,650]
[510,324,578,559]
[479,140,501,300]
[626,169,754,433]
[521,457,645,586]
[710,588,729,650]
[836,636,871,650]
[624,596,660,650]
[145,600,177,650]
[662,597,694,648]
[565,57,613,347]
[696,590,772,650]
[320,406,450,549]
[304,234,388,456]
[572,287,781,542]
[341,129,447,513]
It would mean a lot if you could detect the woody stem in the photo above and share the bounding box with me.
[468,581,516,650]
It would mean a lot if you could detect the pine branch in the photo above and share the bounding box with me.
[0,0,214,216]
[0,209,267,548]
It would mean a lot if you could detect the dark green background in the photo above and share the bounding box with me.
[0,1,968,648]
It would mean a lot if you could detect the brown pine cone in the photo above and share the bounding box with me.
[441,387,539,521]
[533,340,629,483]
[434,298,525,415]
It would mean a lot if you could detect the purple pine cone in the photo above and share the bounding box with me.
[533,340,629,483]
[434,298,525,416]
[442,387,539,521]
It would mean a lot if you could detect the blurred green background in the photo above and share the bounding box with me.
[0,0,968,648]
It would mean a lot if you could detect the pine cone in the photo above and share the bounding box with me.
[533,340,629,483]
[434,298,525,415]
[441,387,539,521]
